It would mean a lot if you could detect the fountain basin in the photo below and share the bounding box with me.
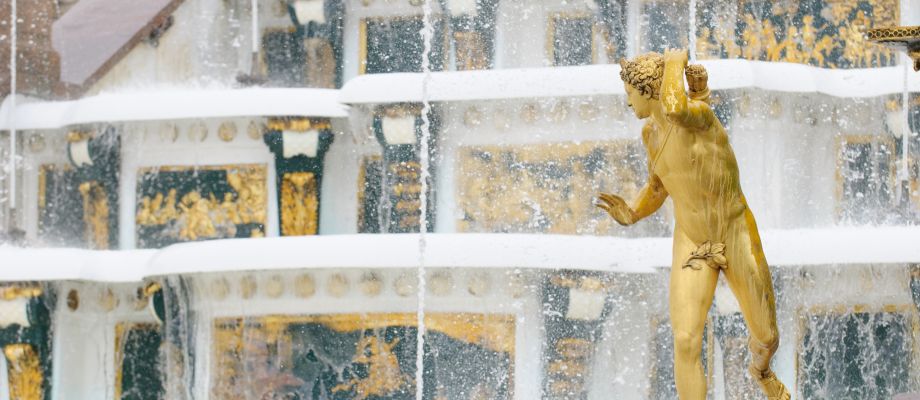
[0,230,918,399]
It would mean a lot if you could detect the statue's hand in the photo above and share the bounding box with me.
[595,193,637,226]
[664,48,688,68]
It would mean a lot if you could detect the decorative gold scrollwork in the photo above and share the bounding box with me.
[0,285,42,301]
[267,117,331,132]
[78,181,110,250]
[867,25,920,41]
[66,130,93,143]
[280,172,319,236]
[3,344,43,400]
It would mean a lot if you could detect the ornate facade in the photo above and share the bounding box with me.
[1,0,919,399]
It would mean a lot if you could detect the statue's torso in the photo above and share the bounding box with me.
[644,119,748,242]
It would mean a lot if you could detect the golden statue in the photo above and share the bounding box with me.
[596,49,790,400]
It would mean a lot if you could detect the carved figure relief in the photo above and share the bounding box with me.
[457,141,669,236]
[695,0,898,68]
[332,336,411,399]
[135,165,267,248]
[211,313,514,400]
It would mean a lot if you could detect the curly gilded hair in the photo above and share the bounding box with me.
[619,52,664,100]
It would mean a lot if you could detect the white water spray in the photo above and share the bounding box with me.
[7,0,17,220]
[415,0,435,398]
[901,53,910,209]
[688,0,697,63]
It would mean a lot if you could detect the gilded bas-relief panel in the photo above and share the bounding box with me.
[281,172,319,236]
[695,0,898,68]
[135,165,267,249]
[211,313,514,400]
[457,141,669,236]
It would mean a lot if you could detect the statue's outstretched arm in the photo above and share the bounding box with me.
[661,49,713,130]
[596,175,668,226]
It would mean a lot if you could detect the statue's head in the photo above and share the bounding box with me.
[619,53,664,119]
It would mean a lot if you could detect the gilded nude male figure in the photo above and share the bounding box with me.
[596,49,790,400]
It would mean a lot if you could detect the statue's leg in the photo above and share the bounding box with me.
[722,211,790,400]
[669,227,719,400]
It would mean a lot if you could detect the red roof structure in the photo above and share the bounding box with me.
[51,0,184,94]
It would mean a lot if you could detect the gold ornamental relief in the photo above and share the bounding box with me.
[266,117,331,132]
[3,344,43,400]
[695,0,898,68]
[211,313,515,400]
[280,172,319,236]
[332,335,411,400]
[135,165,267,247]
[457,141,666,235]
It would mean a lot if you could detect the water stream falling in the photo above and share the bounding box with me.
[7,0,17,221]
[415,0,436,399]
[901,53,910,208]
[688,0,697,63]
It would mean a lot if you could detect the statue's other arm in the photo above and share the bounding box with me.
[597,176,667,226]
[661,49,714,130]
[596,124,669,226]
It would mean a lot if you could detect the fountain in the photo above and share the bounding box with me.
[0,0,919,399]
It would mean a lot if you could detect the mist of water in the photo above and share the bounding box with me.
[415,0,436,398]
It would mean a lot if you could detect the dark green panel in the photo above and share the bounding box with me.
[553,16,594,66]
[119,326,164,400]
[358,157,383,234]
[366,17,445,74]
[263,30,307,86]
[216,320,512,400]
[799,312,913,400]
[38,167,85,247]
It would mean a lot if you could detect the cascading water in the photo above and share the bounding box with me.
[901,53,911,209]
[416,0,436,399]
[688,0,697,63]
[3,2,920,400]
[6,0,16,226]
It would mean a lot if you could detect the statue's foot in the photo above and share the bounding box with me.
[748,365,790,400]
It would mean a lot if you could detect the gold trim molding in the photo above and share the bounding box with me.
[867,26,920,42]
[0,285,42,301]
[280,172,319,236]
[266,117,332,132]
